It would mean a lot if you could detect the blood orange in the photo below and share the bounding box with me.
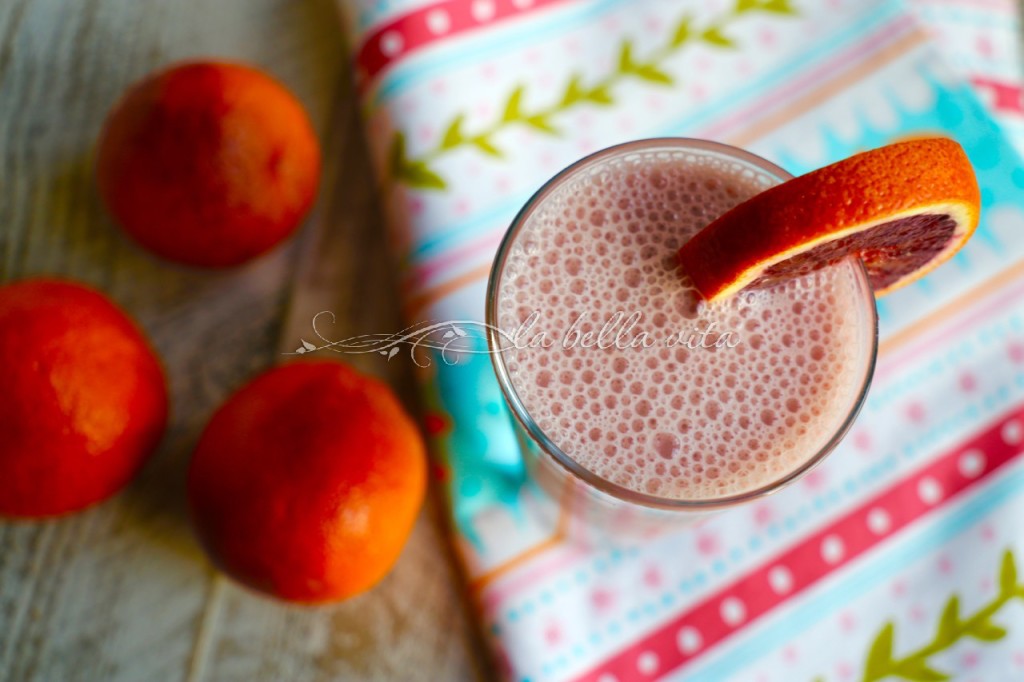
[677,138,981,302]
[0,279,168,517]
[187,361,427,604]
[96,61,320,268]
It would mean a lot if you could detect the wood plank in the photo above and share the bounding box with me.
[0,0,488,679]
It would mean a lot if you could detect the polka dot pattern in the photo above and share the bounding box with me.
[574,407,1020,682]
[636,651,659,675]
[676,627,702,654]
[768,566,794,594]
[720,597,747,626]
[426,9,451,34]
[471,0,496,22]
[958,449,985,478]
[821,535,845,564]
[867,508,892,535]
[356,0,568,84]
[1002,419,1023,445]
[918,477,943,505]
[380,30,404,57]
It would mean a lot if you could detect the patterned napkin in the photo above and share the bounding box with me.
[334,0,1024,679]
[909,0,1024,151]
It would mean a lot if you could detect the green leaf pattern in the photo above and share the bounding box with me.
[440,114,466,150]
[815,549,1023,682]
[700,26,736,48]
[390,133,447,190]
[386,0,800,190]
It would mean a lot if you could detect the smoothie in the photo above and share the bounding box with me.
[491,140,876,504]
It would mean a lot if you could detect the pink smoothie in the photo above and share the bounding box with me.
[494,145,875,502]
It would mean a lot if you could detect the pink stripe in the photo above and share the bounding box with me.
[478,546,586,611]
[573,404,1024,682]
[698,15,915,140]
[403,228,505,293]
[355,0,573,87]
[972,77,1024,116]
[876,267,1024,382]
[915,0,1018,13]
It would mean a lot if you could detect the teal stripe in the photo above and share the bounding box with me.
[681,461,1024,681]
[408,2,900,261]
[370,0,622,107]
[411,190,533,261]
[915,5,1021,30]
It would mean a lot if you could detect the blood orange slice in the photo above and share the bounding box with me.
[678,138,981,302]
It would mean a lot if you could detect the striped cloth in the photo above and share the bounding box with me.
[335,0,1024,679]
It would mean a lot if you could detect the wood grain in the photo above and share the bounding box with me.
[0,1,489,680]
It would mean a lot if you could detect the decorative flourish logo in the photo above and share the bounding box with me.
[287,311,510,367]
[288,310,741,366]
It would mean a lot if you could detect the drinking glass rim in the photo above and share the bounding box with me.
[485,137,879,512]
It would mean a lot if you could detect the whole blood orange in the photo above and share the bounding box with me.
[678,138,980,302]
[187,361,427,604]
[0,279,168,518]
[96,61,320,268]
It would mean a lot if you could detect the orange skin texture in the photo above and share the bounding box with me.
[678,138,981,301]
[0,279,168,518]
[96,61,321,268]
[187,361,428,604]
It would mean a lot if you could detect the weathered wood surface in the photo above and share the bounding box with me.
[0,1,489,680]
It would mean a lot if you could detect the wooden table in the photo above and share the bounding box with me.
[0,1,489,679]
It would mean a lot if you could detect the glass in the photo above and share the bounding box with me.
[486,138,878,538]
